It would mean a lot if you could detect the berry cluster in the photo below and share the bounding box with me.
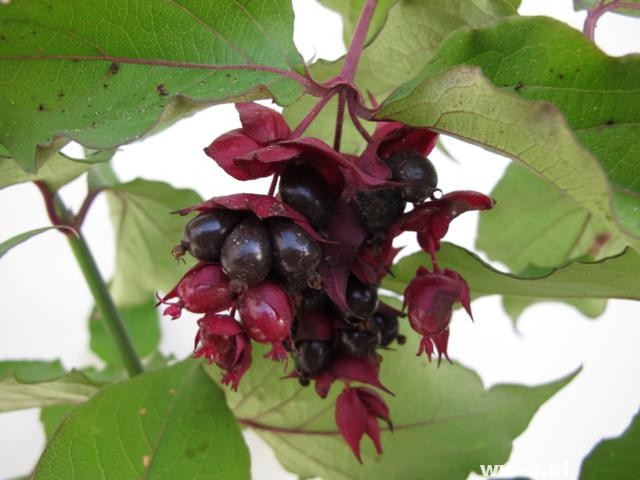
[159,102,494,461]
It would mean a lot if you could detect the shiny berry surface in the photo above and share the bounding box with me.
[181,210,245,261]
[295,340,333,377]
[346,276,378,319]
[221,217,272,287]
[279,164,332,229]
[387,150,438,202]
[373,312,399,347]
[337,329,381,357]
[268,217,321,291]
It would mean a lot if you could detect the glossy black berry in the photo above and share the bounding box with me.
[268,218,321,292]
[295,340,333,377]
[279,164,331,229]
[338,329,381,357]
[346,276,378,319]
[356,189,405,234]
[300,287,329,312]
[373,312,400,347]
[179,210,245,261]
[221,217,272,287]
[386,150,438,202]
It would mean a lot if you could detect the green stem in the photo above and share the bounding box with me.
[67,233,144,376]
[35,182,144,377]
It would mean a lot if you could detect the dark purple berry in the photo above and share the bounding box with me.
[386,150,438,202]
[346,276,378,319]
[338,329,381,357]
[300,287,329,312]
[299,378,311,387]
[279,164,331,229]
[295,340,333,377]
[373,312,399,347]
[178,210,245,261]
[221,217,272,287]
[268,218,321,292]
[356,189,405,234]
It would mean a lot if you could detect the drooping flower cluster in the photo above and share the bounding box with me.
[158,102,493,461]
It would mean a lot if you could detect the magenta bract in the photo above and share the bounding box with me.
[404,267,472,363]
[159,263,235,319]
[175,193,325,243]
[194,314,252,390]
[238,281,294,361]
[356,121,439,182]
[205,102,388,195]
[313,353,390,399]
[335,386,392,462]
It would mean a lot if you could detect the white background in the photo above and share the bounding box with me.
[1,1,639,479]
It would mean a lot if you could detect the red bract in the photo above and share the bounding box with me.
[404,267,472,363]
[238,281,294,361]
[205,102,386,194]
[319,200,368,312]
[295,310,335,342]
[335,387,392,462]
[175,193,325,243]
[314,354,390,399]
[159,263,235,319]
[357,121,439,181]
[204,102,290,180]
[194,314,252,390]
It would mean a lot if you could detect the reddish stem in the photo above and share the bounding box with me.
[347,95,373,143]
[74,189,102,229]
[290,89,338,138]
[340,0,378,83]
[267,174,279,196]
[5,54,327,97]
[34,181,66,227]
[583,1,640,41]
[333,92,347,151]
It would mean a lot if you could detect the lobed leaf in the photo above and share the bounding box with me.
[477,162,625,322]
[580,409,640,479]
[219,341,575,480]
[106,178,201,307]
[34,360,250,480]
[0,226,77,260]
[0,0,306,172]
[383,242,640,302]
[378,16,640,247]
[0,360,98,413]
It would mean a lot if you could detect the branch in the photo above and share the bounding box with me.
[290,89,338,138]
[583,1,640,41]
[340,0,378,83]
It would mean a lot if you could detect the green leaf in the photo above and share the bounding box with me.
[0,227,77,260]
[90,297,161,367]
[378,16,640,247]
[34,360,250,480]
[40,404,74,439]
[477,163,625,321]
[0,149,113,191]
[502,296,607,324]
[0,361,99,413]
[383,243,640,301]
[221,341,575,479]
[478,164,625,272]
[284,0,517,151]
[106,178,201,307]
[580,409,640,479]
[0,0,306,172]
